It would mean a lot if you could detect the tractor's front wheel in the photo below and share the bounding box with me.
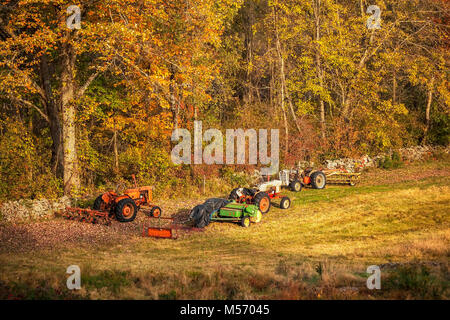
[290,180,302,192]
[254,192,271,214]
[240,216,251,228]
[250,210,262,224]
[280,197,291,209]
[149,206,162,218]
[115,198,138,222]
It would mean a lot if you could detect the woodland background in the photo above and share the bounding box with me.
[0,0,448,200]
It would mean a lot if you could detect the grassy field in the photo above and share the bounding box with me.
[0,159,449,300]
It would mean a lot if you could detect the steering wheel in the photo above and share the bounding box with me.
[115,182,127,194]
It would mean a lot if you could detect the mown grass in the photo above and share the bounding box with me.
[0,160,449,299]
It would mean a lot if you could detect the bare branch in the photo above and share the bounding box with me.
[76,70,101,99]
[8,95,50,123]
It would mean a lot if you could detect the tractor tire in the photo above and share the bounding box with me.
[93,195,108,211]
[240,216,251,228]
[150,206,162,218]
[311,171,327,189]
[250,210,262,224]
[115,198,138,222]
[254,192,271,214]
[289,180,302,192]
[190,204,212,228]
[228,188,240,201]
[280,197,291,209]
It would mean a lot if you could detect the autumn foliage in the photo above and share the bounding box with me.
[0,0,448,199]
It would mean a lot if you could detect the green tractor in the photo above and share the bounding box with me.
[190,199,262,228]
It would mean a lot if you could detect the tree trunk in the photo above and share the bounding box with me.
[277,35,289,158]
[61,41,79,195]
[269,47,274,108]
[393,71,397,105]
[113,120,119,172]
[314,0,326,139]
[245,1,254,106]
[169,68,180,130]
[170,86,179,130]
[360,0,365,18]
[40,55,64,178]
[281,83,289,161]
[272,15,302,134]
[423,77,434,144]
[272,6,289,159]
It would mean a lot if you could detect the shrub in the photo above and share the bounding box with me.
[378,152,404,170]
[384,265,444,299]
[219,167,251,186]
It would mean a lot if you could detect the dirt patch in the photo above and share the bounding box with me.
[0,219,136,253]
[0,198,204,254]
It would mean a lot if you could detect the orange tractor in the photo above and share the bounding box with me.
[64,175,161,224]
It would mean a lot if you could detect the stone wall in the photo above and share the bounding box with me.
[323,145,449,172]
[0,196,71,223]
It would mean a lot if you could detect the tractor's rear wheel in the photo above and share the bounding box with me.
[93,195,108,211]
[254,192,271,214]
[311,171,327,189]
[240,216,251,228]
[115,198,138,222]
[229,188,240,201]
[280,197,291,209]
[290,180,302,192]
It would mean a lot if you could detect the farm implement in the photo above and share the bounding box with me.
[279,167,362,187]
[64,175,162,225]
[323,169,361,186]
[190,198,262,228]
[63,207,114,225]
[142,215,204,239]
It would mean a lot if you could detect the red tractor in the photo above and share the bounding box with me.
[92,175,161,223]
[64,175,161,225]
[278,168,327,191]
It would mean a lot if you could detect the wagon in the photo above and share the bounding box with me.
[323,169,361,186]
[190,199,262,228]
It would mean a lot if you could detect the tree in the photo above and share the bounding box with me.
[0,0,241,194]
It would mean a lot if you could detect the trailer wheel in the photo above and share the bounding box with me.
[250,210,262,224]
[150,206,162,218]
[280,197,291,209]
[290,180,302,192]
[115,198,138,222]
[240,216,251,228]
[93,195,108,211]
[311,171,326,189]
[254,192,271,214]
